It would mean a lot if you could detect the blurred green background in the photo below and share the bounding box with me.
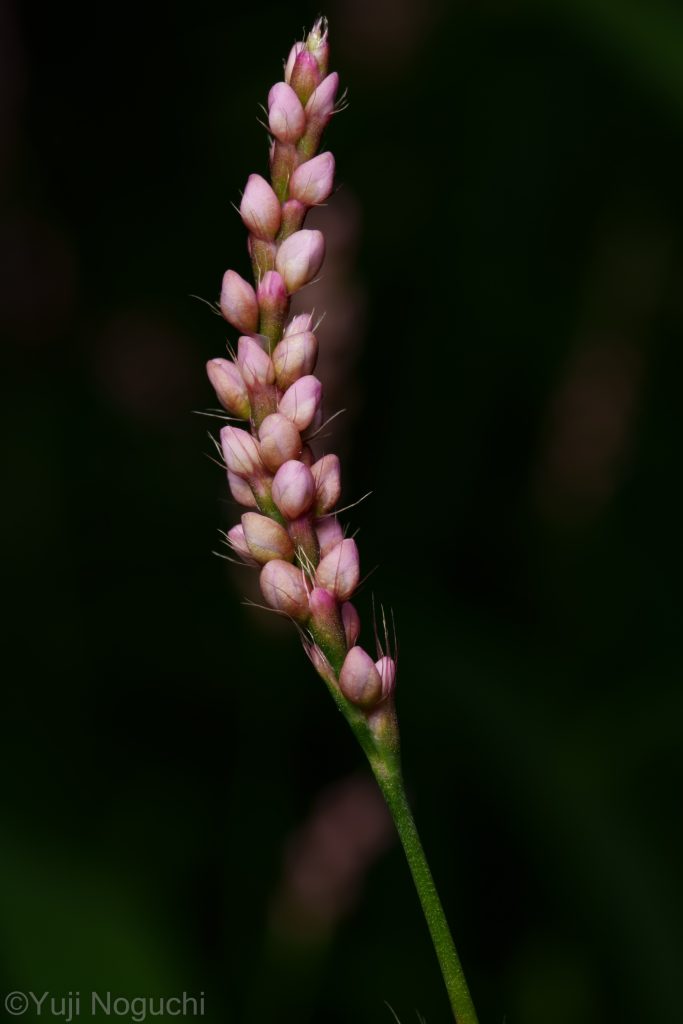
[2,0,683,1021]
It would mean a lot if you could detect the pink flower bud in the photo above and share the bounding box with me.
[258,413,302,472]
[316,516,343,557]
[308,586,346,653]
[315,538,360,601]
[256,270,287,317]
[271,459,315,519]
[206,358,250,419]
[289,50,322,105]
[237,335,275,388]
[284,41,305,84]
[220,270,259,333]
[341,602,361,648]
[284,312,314,336]
[305,72,339,124]
[339,646,383,709]
[260,559,309,622]
[311,454,341,514]
[227,523,256,563]
[278,374,322,431]
[375,656,397,701]
[227,470,257,507]
[306,17,330,76]
[241,511,294,564]
[240,174,282,240]
[268,82,306,144]
[272,331,318,390]
[220,426,261,479]
[289,153,335,206]
[275,230,325,293]
[279,198,306,238]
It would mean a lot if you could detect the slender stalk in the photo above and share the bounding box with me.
[371,757,479,1024]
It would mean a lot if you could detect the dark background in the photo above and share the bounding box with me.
[3,1,683,1021]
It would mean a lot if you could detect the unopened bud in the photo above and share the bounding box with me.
[305,72,339,123]
[260,559,309,622]
[220,426,261,479]
[315,538,360,601]
[237,335,275,388]
[306,17,330,77]
[227,470,257,508]
[272,331,318,390]
[278,374,322,431]
[316,516,343,557]
[289,49,322,105]
[289,153,335,206]
[242,512,294,564]
[206,358,250,419]
[258,413,302,472]
[279,198,307,238]
[284,312,314,336]
[227,523,256,563]
[268,82,306,144]
[341,602,361,648]
[375,656,397,701]
[308,586,346,656]
[256,270,288,343]
[271,459,315,519]
[240,174,282,240]
[339,646,383,709]
[311,454,341,514]
[284,41,305,84]
[275,229,325,293]
[220,270,259,333]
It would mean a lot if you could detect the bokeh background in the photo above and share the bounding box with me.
[3,1,683,1021]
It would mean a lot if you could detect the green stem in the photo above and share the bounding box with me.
[371,758,479,1024]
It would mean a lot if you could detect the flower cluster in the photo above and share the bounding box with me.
[206,20,396,714]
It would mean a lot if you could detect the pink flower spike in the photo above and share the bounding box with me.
[339,646,383,709]
[220,425,262,479]
[241,512,294,564]
[316,516,343,557]
[284,41,305,83]
[289,153,336,206]
[272,331,318,390]
[341,601,361,648]
[240,174,282,240]
[258,412,302,472]
[205,358,250,420]
[315,538,360,601]
[278,374,322,431]
[237,335,275,388]
[227,523,255,563]
[227,470,257,508]
[259,560,309,622]
[311,454,341,514]
[268,82,306,144]
[284,312,314,336]
[275,230,325,293]
[219,270,259,333]
[375,656,397,701]
[271,459,316,519]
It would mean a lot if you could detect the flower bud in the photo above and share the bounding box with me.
[306,17,330,77]
[305,72,339,124]
[275,230,325,293]
[271,459,315,519]
[227,524,255,562]
[256,271,288,342]
[260,559,309,622]
[220,270,259,333]
[278,374,322,431]
[268,82,306,144]
[315,538,360,601]
[284,41,305,84]
[289,50,322,105]
[308,586,346,654]
[284,312,314,336]
[242,512,294,564]
[311,454,341,514]
[316,516,343,557]
[272,331,318,390]
[237,335,275,389]
[206,358,250,419]
[279,198,307,238]
[341,601,361,648]
[289,153,335,207]
[220,426,261,479]
[258,413,302,472]
[375,656,397,701]
[240,174,282,240]
[339,646,382,709]
[227,470,257,507]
